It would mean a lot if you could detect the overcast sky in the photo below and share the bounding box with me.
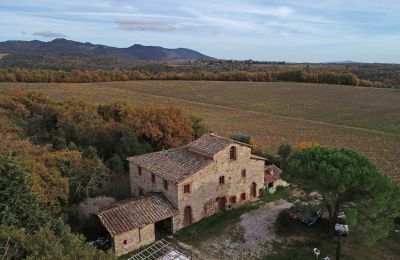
[1,0,399,62]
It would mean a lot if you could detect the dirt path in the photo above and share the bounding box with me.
[193,200,292,260]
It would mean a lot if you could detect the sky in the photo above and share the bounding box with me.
[1,0,400,63]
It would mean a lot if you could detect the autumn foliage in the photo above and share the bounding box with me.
[295,141,320,150]
[0,90,206,258]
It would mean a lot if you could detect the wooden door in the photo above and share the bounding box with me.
[218,197,226,211]
[251,182,257,197]
[183,206,192,226]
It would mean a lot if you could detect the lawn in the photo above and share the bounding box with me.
[1,81,399,180]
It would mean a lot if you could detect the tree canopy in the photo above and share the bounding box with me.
[0,156,51,231]
[283,146,400,246]
[0,91,208,258]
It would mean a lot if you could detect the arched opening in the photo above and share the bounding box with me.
[183,206,192,226]
[230,146,237,160]
[251,182,257,198]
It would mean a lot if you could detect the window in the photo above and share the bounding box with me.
[219,176,225,184]
[240,193,246,201]
[123,240,127,245]
[230,146,237,160]
[139,187,144,196]
[268,182,274,188]
[138,166,142,176]
[164,180,168,190]
[241,169,246,177]
[184,184,191,193]
[230,196,237,204]
[151,173,155,183]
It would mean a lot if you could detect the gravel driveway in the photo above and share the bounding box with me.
[193,199,293,260]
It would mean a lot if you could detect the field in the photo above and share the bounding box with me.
[1,81,399,180]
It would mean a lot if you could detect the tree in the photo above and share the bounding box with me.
[115,128,153,160]
[0,156,51,231]
[295,141,319,150]
[42,150,111,202]
[97,102,129,123]
[283,146,400,246]
[191,116,208,139]
[17,157,69,213]
[0,224,115,260]
[277,143,292,161]
[107,154,124,175]
[229,133,251,144]
[125,107,193,149]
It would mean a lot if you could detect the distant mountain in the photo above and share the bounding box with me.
[0,38,213,61]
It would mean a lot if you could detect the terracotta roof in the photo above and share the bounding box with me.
[128,146,212,182]
[97,193,179,237]
[187,134,233,157]
[264,165,282,185]
[266,164,282,176]
[127,133,262,183]
[250,154,268,161]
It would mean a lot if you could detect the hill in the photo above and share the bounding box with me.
[0,38,212,61]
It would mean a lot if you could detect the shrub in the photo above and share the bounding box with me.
[275,209,295,235]
[277,143,293,161]
[229,133,251,144]
[78,196,116,223]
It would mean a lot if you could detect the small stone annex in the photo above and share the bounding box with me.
[97,133,285,256]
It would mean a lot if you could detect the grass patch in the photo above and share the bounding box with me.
[261,186,293,203]
[267,239,337,260]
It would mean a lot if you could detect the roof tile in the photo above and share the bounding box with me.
[97,193,179,236]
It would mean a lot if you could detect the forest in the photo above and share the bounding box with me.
[0,67,385,88]
[0,91,207,258]
[1,54,400,88]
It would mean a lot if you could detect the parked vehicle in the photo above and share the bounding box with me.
[333,211,349,236]
[301,208,323,226]
[287,207,300,220]
[335,223,349,236]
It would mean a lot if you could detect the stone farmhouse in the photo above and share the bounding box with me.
[97,133,284,256]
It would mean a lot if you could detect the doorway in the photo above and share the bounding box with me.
[183,206,192,226]
[155,217,173,239]
[217,197,226,211]
[251,182,257,198]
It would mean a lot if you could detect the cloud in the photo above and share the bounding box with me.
[33,31,67,38]
[116,18,179,31]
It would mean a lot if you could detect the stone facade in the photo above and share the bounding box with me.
[129,142,265,231]
[129,164,179,208]
[113,224,154,256]
[174,143,264,229]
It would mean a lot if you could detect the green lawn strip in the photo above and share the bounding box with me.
[174,187,293,246]
[261,186,294,203]
[174,202,258,246]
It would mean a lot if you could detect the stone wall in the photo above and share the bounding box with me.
[113,224,155,256]
[129,163,179,208]
[175,143,265,230]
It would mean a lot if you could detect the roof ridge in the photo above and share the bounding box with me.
[127,146,184,161]
[208,133,252,147]
[98,193,165,213]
